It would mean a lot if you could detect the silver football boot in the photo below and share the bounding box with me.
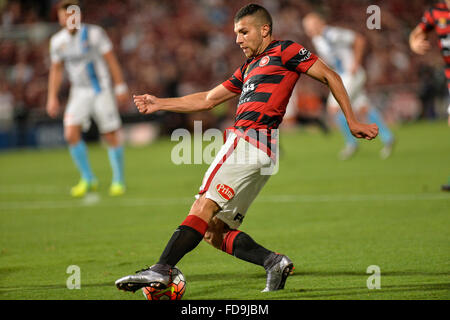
[262,255,294,292]
[115,264,171,292]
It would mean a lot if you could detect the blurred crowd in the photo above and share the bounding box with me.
[0,0,448,140]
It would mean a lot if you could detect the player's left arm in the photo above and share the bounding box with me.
[306,58,378,140]
[103,50,129,105]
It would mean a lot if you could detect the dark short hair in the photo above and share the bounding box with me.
[234,3,273,35]
[57,0,81,11]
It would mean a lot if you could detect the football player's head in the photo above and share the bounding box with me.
[57,0,82,32]
[234,3,273,58]
[302,12,326,38]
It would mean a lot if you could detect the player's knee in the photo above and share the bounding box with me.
[203,227,222,249]
[203,230,220,248]
[102,130,120,147]
[203,217,228,249]
[189,196,220,220]
[64,127,81,145]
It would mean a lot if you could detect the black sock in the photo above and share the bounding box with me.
[227,231,275,268]
[158,225,203,267]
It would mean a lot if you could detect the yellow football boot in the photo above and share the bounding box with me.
[70,179,98,198]
[109,182,126,196]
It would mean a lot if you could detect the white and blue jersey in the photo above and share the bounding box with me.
[50,23,113,92]
[311,25,369,110]
[309,25,394,148]
[311,26,356,76]
[50,23,121,134]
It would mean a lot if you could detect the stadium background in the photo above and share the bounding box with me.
[0,0,449,301]
[0,0,448,148]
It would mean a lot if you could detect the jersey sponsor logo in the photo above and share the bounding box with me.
[259,55,270,67]
[216,183,235,200]
[441,36,450,49]
[239,81,257,104]
[298,48,312,62]
[242,81,256,94]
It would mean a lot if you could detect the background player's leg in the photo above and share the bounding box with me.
[365,107,395,159]
[94,89,125,195]
[335,110,358,159]
[65,125,96,196]
[102,130,125,195]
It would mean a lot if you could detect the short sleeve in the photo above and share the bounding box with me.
[222,65,244,94]
[418,8,435,32]
[281,41,318,74]
[92,26,113,54]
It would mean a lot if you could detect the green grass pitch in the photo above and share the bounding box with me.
[0,121,449,300]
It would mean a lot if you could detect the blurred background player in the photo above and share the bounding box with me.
[302,12,395,160]
[409,0,450,191]
[46,0,128,197]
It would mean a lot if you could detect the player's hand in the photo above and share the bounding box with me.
[410,36,430,55]
[133,94,159,114]
[348,122,378,140]
[46,97,60,118]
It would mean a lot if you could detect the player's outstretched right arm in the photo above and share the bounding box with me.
[46,61,64,118]
[134,84,238,115]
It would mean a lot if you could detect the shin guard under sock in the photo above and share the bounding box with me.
[222,231,274,267]
[158,215,208,267]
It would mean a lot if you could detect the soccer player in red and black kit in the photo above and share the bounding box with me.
[410,0,450,191]
[115,4,378,293]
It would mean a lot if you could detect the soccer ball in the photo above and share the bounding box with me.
[142,266,186,300]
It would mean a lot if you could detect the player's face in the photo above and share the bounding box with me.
[57,8,81,32]
[57,8,69,27]
[234,16,266,58]
[302,14,324,38]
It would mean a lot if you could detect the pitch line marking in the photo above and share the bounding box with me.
[0,193,448,211]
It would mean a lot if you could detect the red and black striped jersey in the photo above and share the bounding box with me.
[222,40,318,131]
[419,2,450,65]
